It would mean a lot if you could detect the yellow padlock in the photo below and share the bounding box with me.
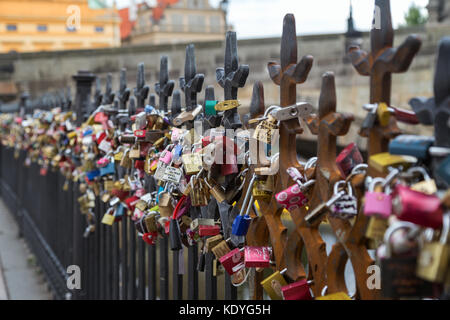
[369,152,416,173]
[376,102,391,127]
[260,269,288,300]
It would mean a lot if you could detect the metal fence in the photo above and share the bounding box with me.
[0,144,247,300]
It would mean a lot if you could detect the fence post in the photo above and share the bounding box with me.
[71,71,95,300]
[72,71,96,127]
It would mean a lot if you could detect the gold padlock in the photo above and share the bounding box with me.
[211,240,231,260]
[365,216,389,242]
[189,177,209,207]
[252,177,273,201]
[376,102,391,127]
[205,234,224,252]
[129,144,141,159]
[416,214,450,283]
[253,114,278,145]
[158,190,174,218]
[182,153,203,175]
[260,269,288,300]
[408,167,437,195]
[369,152,416,173]
[144,213,158,233]
[204,179,226,203]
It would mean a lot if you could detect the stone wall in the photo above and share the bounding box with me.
[0,25,439,148]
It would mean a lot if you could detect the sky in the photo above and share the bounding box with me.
[109,0,429,39]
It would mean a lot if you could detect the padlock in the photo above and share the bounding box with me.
[120,149,132,168]
[376,102,391,126]
[244,246,272,268]
[335,142,364,178]
[252,177,273,201]
[232,175,255,236]
[204,179,226,203]
[364,177,392,219]
[158,190,175,218]
[189,176,209,207]
[261,268,288,300]
[365,216,389,242]
[253,113,279,145]
[305,182,349,225]
[129,144,141,159]
[101,208,115,226]
[211,240,231,260]
[380,222,432,298]
[388,135,435,160]
[275,180,313,212]
[219,248,245,275]
[198,225,221,237]
[408,167,437,195]
[281,279,313,300]
[361,103,378,130]
[369,152,416,173]
[416,214,450,283]
[205,234,223,252]
[316,289,352,300]
[143,232,158,245]
[190,218,215,232]
[100,161,115,177]
[393,184,443,229]
[330,181,358,220]
[144,212,159,233]
[182,152,203,175]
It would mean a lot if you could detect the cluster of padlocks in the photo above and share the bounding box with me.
[1,2,450,300]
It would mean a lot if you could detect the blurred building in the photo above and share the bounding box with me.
[120,0,227,45]
[0,0,120,53]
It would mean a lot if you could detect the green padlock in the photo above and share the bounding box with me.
[205,100,218,116]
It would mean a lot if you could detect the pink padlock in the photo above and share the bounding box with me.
[171,128,181,143]
[159,149,173,165]
[244,246,272,268]
[96,157,110,168]
[281,279,313,300]
[275,184,308,211]
[219,248,245,275]
[393,184,443,229]
[363,178,391,219]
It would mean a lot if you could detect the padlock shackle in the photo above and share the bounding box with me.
[383,221,419,258]
[440,213,450,244]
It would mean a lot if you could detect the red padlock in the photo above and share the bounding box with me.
[198,225,221,237]
[143,232,158,245]
[244,246,272,268]
[335,142,363,178]
[124,195,140,212]
[281,279,313,300]
[392,184,443,229]
[219,248,245,275]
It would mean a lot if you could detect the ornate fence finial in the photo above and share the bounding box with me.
[134,63,150,109]
[171,90,182,118]
[155,56,175,113]
[410,37,450,148]
[94,77,103,108]
[348,0,422,155]
[102,73,115,105]
[180,44,204,112]
[216,31,249,129]
[118,68,130,111]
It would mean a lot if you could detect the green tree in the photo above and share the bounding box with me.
[403,3,428,26]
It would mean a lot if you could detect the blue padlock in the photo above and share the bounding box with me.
[86,169,100,181]
[100,162,115,176]
[145,105,156,114]
[156,186,164,204]
[438,156,450,185]
[231,214,252,236]
[114,203,125,217]
[388,135,434,160]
